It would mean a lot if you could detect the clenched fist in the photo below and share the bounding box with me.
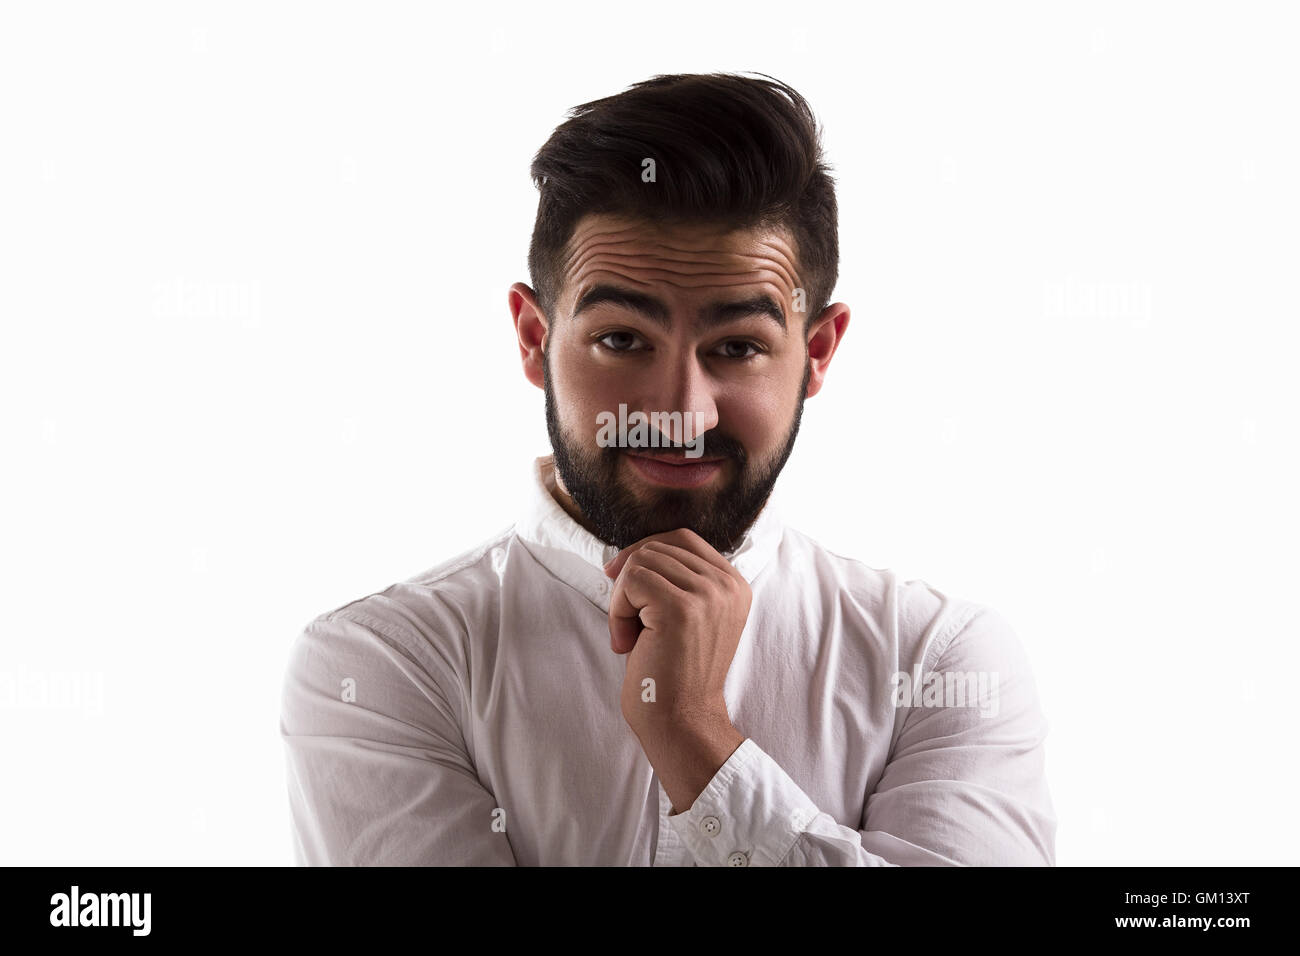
[604,528,753,742]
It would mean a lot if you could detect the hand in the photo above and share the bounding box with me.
[604,528,752,741]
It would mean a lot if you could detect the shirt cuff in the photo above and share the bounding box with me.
[663,737,819,866]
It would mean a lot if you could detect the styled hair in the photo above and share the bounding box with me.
[527,72,838,328]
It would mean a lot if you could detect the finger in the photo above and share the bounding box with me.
[646,527,739,578]
[605,527,734,579]
[608,564,682,654]
[604,532,688,579]
[615,545,705,593]
[632,541,719,581]
[604,540,650,579]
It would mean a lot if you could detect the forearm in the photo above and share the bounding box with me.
[633,711,746,815]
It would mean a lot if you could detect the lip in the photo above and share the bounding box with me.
[624,452,726,488]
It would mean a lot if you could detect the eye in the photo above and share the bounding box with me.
[713,339,764,360]
[596,330,647,353]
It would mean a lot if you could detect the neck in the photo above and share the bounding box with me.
[541,457,601,537]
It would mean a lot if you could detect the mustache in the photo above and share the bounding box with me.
[598,427,748,464]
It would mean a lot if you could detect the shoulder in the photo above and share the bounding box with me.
[288,525,517,678]
[774,525,1000,662]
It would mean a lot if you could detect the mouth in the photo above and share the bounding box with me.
[623,451,727,489]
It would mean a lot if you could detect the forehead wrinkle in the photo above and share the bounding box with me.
[572,251,795,291]
[566,265,799,320]
[569,247,766,285]
[559,223,657,274]
[568,269,796,334]
[559,222,803,312]
[563,217,798,265]
[566,215,737,248]
[569,229,797,264]
[568,239,800,288]
[566,227,748,261]
[567,237,737,276]
[566,218,654,246]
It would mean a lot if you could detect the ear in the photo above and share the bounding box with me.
[804,302,850,398]
[509,282,549,390]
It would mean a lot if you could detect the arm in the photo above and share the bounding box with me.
[664,606,1057,866]
[279,611,516,866]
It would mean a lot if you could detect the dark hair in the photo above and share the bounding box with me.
[527,72,838,329]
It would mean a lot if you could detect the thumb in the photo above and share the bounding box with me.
[609,610,642,655]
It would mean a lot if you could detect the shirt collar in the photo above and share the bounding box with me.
[515,454,784,612]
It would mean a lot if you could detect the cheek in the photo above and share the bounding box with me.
[718,377,798,451]
[550,353,625,438]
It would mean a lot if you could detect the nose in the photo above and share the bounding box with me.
[639,349,719,444]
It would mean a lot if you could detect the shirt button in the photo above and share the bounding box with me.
[596,579,609,595]
[726,851,749,867]
[700,816,720,836]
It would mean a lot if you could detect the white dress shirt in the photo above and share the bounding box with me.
[279,454,1057,866]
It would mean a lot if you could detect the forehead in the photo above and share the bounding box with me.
[558,212,802,313]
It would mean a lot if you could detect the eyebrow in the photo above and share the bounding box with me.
[571,283,787,332]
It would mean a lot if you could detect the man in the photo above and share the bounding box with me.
[279,72,1057,866]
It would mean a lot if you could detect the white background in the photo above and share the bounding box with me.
[2,1,1296,865]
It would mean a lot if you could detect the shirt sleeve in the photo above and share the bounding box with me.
[664,605,1057,866]
[279,610,517,866]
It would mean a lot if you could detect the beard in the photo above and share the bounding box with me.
[543,352,809,554]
